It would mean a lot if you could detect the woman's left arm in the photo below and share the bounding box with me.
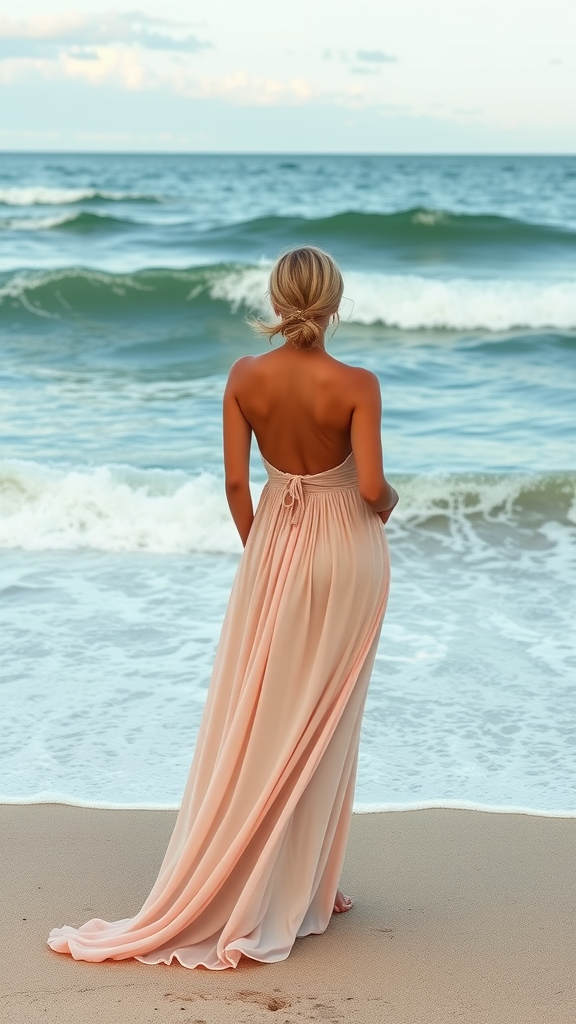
[223,359,254,547]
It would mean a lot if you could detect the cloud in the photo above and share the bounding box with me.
[0,11,209,60]
[183,72,314,106]
[0,42,316,103]
[67,48,99,61]
[0,43,155,90]
[356,49,396,64]
[0,17,396,110]
[0,15,315,104]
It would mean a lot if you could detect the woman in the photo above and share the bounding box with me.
[47,246,398,970]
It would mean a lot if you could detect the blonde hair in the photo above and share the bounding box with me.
[251,246,344,349]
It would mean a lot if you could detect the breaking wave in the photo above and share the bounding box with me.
[1,460,574,554]
[2,264,575,332]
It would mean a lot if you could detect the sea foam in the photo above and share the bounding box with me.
[1,460,574,554]
[1,794,575,817]
[0,212,134,233]
[0,461,244,554]
[0,186,158,206]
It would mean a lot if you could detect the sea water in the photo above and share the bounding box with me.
[1,153,575,813]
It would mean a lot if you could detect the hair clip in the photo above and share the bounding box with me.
[285,308,307,323]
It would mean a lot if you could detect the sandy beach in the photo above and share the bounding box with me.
[1,805,574,1023]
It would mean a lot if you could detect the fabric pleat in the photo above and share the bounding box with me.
[47,452,390,969]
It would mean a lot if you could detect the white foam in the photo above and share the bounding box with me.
[347,272,576,331]
[353,801,576,817]
[0,186,149,206]
[0,213,78,231]
[0,187,97,206]
[2,525,574,814]
[212,266,576,331]
[0,460,245,554]
[0,793,181,810]
[1,795,574,817]
[1,461,572,554]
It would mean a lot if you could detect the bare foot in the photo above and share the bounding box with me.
[333,889,353,914]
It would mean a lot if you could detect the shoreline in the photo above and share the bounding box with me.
[2,795,576,817]
[1,804,575,1023]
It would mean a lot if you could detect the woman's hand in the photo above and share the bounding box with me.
[377,488,399,525]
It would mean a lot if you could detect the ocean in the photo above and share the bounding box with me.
[1,152,575,814]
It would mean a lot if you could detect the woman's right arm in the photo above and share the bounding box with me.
[350,369,399,520]
[223,359,255,547]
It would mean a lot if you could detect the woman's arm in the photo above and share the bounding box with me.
[350,368,399,520]
[223,359,254,547]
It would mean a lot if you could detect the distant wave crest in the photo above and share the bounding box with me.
[2,204,574,252]
[215,208,576,250]
[0,186,160,206]
[0,211,137,233]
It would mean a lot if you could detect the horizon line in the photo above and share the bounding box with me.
[1,149,574,157]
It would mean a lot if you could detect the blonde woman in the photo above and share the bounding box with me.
[48,246,398,970]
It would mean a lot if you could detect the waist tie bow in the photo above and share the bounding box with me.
[282,474,305,526]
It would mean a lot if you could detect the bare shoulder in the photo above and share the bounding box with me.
[225,355,257,390]
[334,360,381,401]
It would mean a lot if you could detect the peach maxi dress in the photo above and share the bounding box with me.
[47,452,390,969]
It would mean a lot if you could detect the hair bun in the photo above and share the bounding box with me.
[249,245,343,350]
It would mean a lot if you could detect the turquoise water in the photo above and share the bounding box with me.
[1,153,575,812]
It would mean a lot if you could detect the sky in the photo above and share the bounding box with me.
[0,0,575,152]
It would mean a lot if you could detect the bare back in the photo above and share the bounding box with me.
[223,339,395,545]
[230,344,367,476]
